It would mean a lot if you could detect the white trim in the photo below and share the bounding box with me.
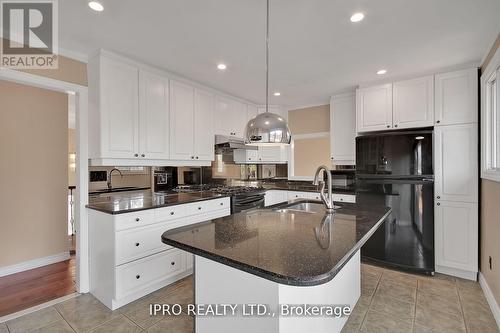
[480,33,500,68]
[0,252,70,278]
[479,272,500,329]
[0,68,90,293]
[435,265,477,281]
[58,47,88,63]
[0,293,79,323]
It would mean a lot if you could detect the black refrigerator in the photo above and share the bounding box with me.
[356,130,435,275]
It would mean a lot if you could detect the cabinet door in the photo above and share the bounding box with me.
[393,75,434,129]
[330,93,356,164]
[434,124,478,203]
[232,101,248,138]
[259,146,282,162]
[170,80,195,160]
[194,89,215,161]
[435,200,478,272]
[214,96,234,136]
[138,70,169,160]
[100,56,139,158]
[435,68,478,126]
[356,84,393,132]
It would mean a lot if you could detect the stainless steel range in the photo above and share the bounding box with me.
[174,185,266,214]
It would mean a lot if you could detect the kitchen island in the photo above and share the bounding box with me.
[162,200,390,333]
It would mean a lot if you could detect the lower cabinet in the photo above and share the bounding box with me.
[264,190,289,206]
[89,197,231,310]
[286,191,356,203]
[435,200,478,279]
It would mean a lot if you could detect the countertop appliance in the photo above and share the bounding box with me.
[355,130,434,275]
[153,167,178,192]
[174,184,266,214]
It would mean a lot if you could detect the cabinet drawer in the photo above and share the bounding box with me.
[116,222,174,265]
[114,210,155,231]
[155,205,186,222]
[115,249,186,299]
[287,191,308,200]
[184,198,229,215]
[332,194,356,203]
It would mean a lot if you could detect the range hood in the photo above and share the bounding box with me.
[215,135,257,151]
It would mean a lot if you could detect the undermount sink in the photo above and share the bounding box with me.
[275,200,341,214]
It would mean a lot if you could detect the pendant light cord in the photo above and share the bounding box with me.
[265,0,269,113]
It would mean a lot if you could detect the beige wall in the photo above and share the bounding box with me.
[480,33,500,306]
[0,80,69,267]
[288,105,330,178]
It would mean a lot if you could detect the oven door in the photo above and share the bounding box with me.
[232,193,265,214]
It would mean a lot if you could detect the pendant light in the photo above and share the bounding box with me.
[245,0,291,146]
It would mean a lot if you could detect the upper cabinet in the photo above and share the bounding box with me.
[233,146,287,164]
[89,54,140,159]
[356,83,393,132]
[139,70,170,160]
[435,68,478,126]
[330,92,356,165]
[393,75,434,129]
[170,81,215,162]
[214,97,248,138]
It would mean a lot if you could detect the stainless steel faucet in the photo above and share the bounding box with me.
[107,168,123,190]
[312,165,334,212]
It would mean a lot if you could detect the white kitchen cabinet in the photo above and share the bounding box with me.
[435,68,478,126]
[233,146,287,164]
[435,200,478,277]
[89,54,139,159]
[170,82,215,161]
[169,80,195,160]
[434,124,478,203]
[330,92,356,165]
[214,96,247,137]
[233,149,259,163]
[138,70,170,159]
[393,75,434,129]
[194,89,215,161]
[264,190,288,207]
[356,84,393,132]
[89,197,231,310]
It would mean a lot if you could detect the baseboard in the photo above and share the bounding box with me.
[479,272,500,329]
[435,265,477,280]
[0,252,71,278]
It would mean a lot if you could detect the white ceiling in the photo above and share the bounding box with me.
[59,0,500,107]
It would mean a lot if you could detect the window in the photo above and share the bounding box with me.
[482,49,500,182]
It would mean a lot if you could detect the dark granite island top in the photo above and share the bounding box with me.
[162,202,391,286]
[86,190,229,215]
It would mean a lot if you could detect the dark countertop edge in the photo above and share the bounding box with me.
[162,207,392,287]
[89,187,151,196]
[86,194,231,215]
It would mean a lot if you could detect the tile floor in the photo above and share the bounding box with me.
[0,264,498,333]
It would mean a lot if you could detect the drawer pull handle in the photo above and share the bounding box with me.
[135,218,140,222]
[135,242,140,247]
[170,212,175,215]
[171,261,175,266]
[136,275,141,279]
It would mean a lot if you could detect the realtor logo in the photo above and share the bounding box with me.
[1,0,58,69]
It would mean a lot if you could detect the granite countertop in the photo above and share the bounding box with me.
[86,190,229,215]
[162,201,390,286]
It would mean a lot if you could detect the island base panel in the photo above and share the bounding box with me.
[194,251,361,333]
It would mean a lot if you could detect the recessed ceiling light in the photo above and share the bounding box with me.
[350,12,364,23]
[273,92,281,96]
[377,69,387,75]
[88,1,104,11]
[217,63,227,70]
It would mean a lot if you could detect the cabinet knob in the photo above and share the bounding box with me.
[394,124,398,128]
[248,158,251,160]
[437,202,441,206]
[437,196,440,199]
[136,275,141,279]
[198,207,202,210]
[135,242,140,247]
[135,218,140,222]
[171,261,175,266]
[170,211,175,215]
[141,154,145,158]
[331,157,334,160]
[220,202,224,206]
[259,158,262,161]
[386,125,391,128]
[436,120,441,124]
[195,156,199,159]
[191,156,194,159]
[134,153,139,157]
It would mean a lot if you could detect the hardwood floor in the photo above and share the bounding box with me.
[0,256,76,317]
